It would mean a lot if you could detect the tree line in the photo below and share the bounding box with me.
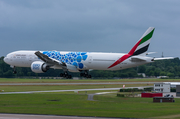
[0,56,180,78]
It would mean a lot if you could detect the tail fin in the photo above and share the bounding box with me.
[128,27,155,56]
[108,27,155,69]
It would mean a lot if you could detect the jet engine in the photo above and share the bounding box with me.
[31,61,50,73]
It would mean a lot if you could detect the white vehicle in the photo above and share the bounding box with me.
[4,27,173,78]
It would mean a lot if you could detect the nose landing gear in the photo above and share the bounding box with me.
[13,70,17,74]
[11,66,17,74]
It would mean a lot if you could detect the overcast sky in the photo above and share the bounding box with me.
[0,0,180,58]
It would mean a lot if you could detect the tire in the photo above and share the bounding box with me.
[68,75,72,79]
[60,73,63,77]
[80,73,84,77]
[88,75,92,78]
[13,71,17,74]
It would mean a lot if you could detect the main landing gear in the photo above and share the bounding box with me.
[60,72,72,79]
[60,70,91,79]
[80,70,91,78]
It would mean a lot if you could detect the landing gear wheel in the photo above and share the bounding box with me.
[60,71,72,79]
[68,75,72,79]
[86,75,91,78]
[12,66,17,74]
[80,73,84,77]
[60,73,63,77]
[13,71,17,74]
[65,75,72,79]
[80,71,91,78]
[88,75,91,78]
[63,73,66,77]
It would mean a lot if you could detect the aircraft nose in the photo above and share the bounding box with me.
[3,56,8,64]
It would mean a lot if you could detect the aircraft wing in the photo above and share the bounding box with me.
[35,51,66,66]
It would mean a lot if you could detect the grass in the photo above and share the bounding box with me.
[1,78,180,83]
[0,78,153,92]
[0,93,179,118]
[0,84,151,92]
[0,78,179,118]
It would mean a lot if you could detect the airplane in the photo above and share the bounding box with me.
[3,27,174,78]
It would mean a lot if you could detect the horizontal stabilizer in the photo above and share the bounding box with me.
[153,57,174,61]
[131,57,146,62]
[131,56,152,62]
[146,52,157,55]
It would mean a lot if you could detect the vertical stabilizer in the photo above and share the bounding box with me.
[129,27,155,56]
[108,27,155,69]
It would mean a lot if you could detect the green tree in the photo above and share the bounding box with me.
[138,65,146,73]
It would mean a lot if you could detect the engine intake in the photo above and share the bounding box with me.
[31,61,49,73]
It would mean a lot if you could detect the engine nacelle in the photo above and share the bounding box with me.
[31,61,49,73]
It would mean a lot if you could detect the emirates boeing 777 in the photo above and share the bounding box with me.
[4,27,173,78]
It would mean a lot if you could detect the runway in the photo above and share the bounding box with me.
[0,82,158,85]
[0,114,120,119]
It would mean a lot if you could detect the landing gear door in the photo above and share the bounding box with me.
[89,56,92,63]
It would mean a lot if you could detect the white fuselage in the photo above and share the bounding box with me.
[4,50,153,72]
